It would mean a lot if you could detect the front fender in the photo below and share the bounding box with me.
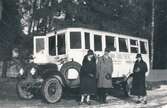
[52,75,65,87]
[42,70,66,87]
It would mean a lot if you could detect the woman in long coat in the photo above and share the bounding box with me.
[131,54,148,104]
[96,48,113,103]
[79,49,96,105]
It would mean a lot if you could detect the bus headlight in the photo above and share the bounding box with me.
[19,68,24,76]
[30,67,36,75]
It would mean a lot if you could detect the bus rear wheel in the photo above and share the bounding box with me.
[42,77,62,103]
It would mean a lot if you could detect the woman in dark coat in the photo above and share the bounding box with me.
[79,49,96,105]
[131,54,148,104]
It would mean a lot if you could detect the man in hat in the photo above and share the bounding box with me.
[131,54,148,104]
[96,48,113,103]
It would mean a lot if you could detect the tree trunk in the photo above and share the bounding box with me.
[1,60,7,78]
[150,0,155,69]
[28,0,37,35]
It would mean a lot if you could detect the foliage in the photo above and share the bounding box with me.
[18,0,65,35]
[0,0,22,60]
[153,0,167,69]
[18,0,152,38]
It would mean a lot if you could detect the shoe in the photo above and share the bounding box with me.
[79,102,84,105]
[86,101,91,105]
[99,98,103,103]
[135,101,141,104]
[143,101,147,104]
[99,101,104,104]
[99,100,107,104]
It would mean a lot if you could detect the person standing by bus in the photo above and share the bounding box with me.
[131,54,148,104]
[79,49,97,105]
[96,48,113,103]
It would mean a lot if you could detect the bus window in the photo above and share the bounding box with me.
[140,41,147,54]
[36,38,45,53]
[49,36,56,56]
[84,32,90,49]
[130,39,138,45]
[119,38,128,52]
[130,39,138,53]
[106,36,116,51]
[131,47,138,53]
[57,34,66,54]
[94,34,102,51]
[70,32,81,49]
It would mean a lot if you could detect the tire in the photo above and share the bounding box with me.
[42,77,62,103]
[124,76,133,97]
[60,61,81,88]
[16,80,34,100]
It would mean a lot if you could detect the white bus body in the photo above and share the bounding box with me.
[33,27,150,78]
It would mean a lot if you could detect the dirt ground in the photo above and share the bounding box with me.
[0,78,167,108]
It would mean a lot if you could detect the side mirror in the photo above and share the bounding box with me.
[27,55,33,59]
[54,31,57,34]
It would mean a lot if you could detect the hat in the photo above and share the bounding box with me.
[105,48,110,52]
[87,49,94,55]
[136,54,142,58]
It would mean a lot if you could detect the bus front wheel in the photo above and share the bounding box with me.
[42,77,62,103]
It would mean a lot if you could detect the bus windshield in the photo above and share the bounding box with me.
[36,38,45,53]
[49,36,56,56]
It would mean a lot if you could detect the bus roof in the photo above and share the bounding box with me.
[57,27,148,41]
[35,27,148,42]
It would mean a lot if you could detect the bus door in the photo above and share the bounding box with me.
[57,33,66,56]
[48,35,56,56]
[68,31,83,64]
[83,32,91,56]
[47,33,67,64]
[115,37,130,77]
[47,34,57,63]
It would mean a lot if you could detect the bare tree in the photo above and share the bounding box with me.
[151,0,155,69]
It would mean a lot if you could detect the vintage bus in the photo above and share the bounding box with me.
[17,27,150,103]
[33,27,149,78]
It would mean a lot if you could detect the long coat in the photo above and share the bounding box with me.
[96,56,113,88]
[131,59,148,96]
[80,55,97,95]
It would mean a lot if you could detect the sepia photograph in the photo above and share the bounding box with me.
[0,0,167,108]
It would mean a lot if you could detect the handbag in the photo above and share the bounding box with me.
[105,73,111,80]
[88,73,94,78]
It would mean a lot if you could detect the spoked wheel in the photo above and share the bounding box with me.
[16,80,34,100]
[42,77,62,103]
[125,76,133,97]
